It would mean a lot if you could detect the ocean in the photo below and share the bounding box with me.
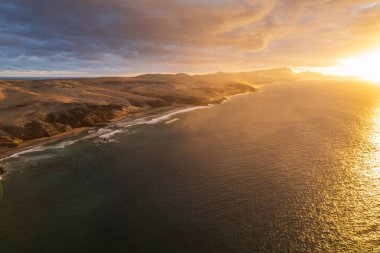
[0,81,379,252]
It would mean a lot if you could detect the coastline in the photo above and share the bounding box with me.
[0,68,331,163]
[0,89,257,164]
[0,127,89,161]
[0,91,255,163]
[0,104,213,162]
[0,105,179,160]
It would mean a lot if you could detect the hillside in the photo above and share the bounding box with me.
[0,68,325,152]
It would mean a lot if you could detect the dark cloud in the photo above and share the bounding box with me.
[0,0,379,75]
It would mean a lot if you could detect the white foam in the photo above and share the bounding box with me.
[165,118,179,124]
[83,127,112,140]
[54,139,79,149]
[117,106,210,128]
[86,106,211,142]
[99,129,124,139]
[0,139,79,162]
[0,105,211,161]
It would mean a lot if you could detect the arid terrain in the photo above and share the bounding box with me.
[0,68,327,154]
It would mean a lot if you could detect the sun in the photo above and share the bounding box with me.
[315,47,380,84]
[339,47,380,83]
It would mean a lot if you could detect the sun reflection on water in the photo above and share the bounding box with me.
[352,104,380,250]
[367,107,380,183]
[311,99,380,252]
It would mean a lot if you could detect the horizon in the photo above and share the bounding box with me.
[0,1,379,81]
[0,67,357,82]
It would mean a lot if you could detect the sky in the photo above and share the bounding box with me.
[0,0,379,77]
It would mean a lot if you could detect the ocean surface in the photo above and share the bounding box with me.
[0,81,379,252]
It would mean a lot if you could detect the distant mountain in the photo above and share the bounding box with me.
[131,67,334,86]
[0,67,344,152]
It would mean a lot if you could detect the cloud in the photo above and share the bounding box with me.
[0,0,379,75]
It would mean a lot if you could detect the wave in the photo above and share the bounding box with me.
[99,129,124,139]
[165,118,179,124]
[0,139,79,162]
[117,105,210,128]
[1,105,211,162]
[92,106,211,141]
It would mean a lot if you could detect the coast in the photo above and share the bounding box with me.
[0,102,228,162]
[0,67,320,159]
[0,85,254,160]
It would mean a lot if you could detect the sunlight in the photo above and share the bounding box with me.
[367,106,380,183]
[315,47,380,83]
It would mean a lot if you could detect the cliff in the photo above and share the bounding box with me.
[0,68,322,151]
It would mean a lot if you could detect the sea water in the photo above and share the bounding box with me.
[0,81,379,252]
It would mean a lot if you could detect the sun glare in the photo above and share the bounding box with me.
[316,47,380,83]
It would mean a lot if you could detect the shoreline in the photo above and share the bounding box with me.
[1,74,258,158]
[0,127,89,161]
[0,91,255,163]
[0,105,179,160]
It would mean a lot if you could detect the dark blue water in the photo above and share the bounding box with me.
[0,81,379,252]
